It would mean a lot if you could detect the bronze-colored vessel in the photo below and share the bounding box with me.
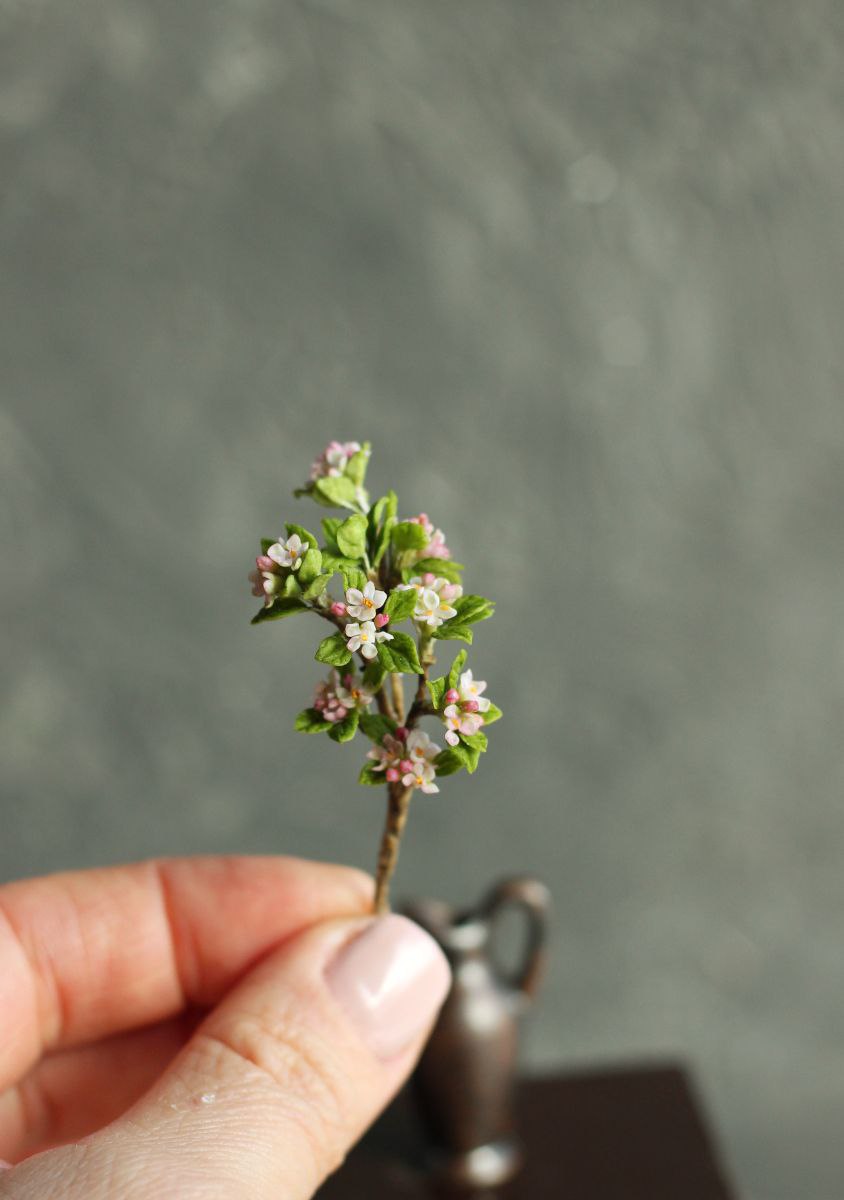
[405,877,550,1189]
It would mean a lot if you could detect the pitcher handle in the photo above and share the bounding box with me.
[480,877,550,1004]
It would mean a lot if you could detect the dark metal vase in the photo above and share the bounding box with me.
[405,877,550,1189]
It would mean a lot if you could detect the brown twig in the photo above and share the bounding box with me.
[373,782,414,914]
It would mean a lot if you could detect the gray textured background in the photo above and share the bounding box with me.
[2,2,844,1196]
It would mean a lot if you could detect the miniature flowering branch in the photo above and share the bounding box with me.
[249,441,501,913]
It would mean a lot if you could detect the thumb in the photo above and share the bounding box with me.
[3,914,451,1200]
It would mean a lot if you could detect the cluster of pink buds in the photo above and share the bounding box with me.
[308,440,362,482]
[313,670,374,723]
[407,513,451,560]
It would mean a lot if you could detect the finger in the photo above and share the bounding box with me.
[0,1016,199,1160]
[0,856,372,1091]
[2,915,451,1200]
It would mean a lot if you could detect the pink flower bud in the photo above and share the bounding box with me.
[313,698,325,711]
[330,602,346,617]
[400,758,414,774]
[395,726,408,741]
[462,699,480,713]
[422,572,436,586]
[335,705,347,720]
[386,767,400,782]
[256,555,274,571]
[375,613,390,628]
[445,688,459,704]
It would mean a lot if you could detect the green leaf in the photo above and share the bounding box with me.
[251,597,309,624]
[328,709,360,743]
[302,573,332,600]
[298,547,323,585]
[447,650,468,689]
[369,491,398,567]
[359,712,397,743]
[345,443,371,487]
[411,558,464,583]
[321,518,343,552]
[376,631,422,674]
[315,632,352,666]
[295,708,333,733]
[391,521,428,554]
[433,749,465,777]
[260,537,275,554]
[384,587,417,624]
[445,740,481,774]
[433,623,473,644]
[481,701,502,726]
[460,730,488,753]
[362,659,387,691]
[358,762,386,786]
[321,552,359,575]
[427,676,447,711]
[452,595,495,625]
[336,513,368,559]
[285,524,319,550]
[313,475,358,509]
[341,566,368,593]
[282,573,302,598]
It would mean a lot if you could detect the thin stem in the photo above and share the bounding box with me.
[389,673,405,724]
[373,783,413,913]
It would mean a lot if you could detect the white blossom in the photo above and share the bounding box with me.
[458,669,491,713]
[345,620,393,660]
[267,533,306,571]
[345,579,387,621]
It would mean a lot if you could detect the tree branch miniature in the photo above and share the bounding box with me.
[248,441,501,913]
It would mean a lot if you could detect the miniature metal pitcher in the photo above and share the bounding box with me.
[405,877,550,1189]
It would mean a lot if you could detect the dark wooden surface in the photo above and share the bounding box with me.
[318,1064,737,1199]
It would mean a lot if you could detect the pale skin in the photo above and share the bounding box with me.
[0,856,448,1199]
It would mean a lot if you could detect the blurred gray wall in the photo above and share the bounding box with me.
[2,2,844,1196]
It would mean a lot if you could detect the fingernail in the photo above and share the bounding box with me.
[327,915,451,1059]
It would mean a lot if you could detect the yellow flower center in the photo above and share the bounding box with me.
[363,598,374,608]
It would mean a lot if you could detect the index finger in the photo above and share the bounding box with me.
[0,855,373,1091]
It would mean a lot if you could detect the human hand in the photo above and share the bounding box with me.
[0,856,450,1198]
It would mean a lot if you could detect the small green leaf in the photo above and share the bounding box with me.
[427,676,447,711]
[251,597,309,624]
[384,588,417,624]
[302,573,332,600]
[376,631,422,674]
[345,443,371,487]
[315,632,352,666]
[341,566,368,593]
[362,659,387,691]
[321,552,360,575]
[285,523,319,550]
[328,709,360,743]
[321,518,342,552]
[369,490,398,567]
[446,740,481,774]
[411,558,464,583]
[358,762,386,786]
[295,708,334,733]
[298,547,323,585]
[313,475,358,509]
[433,623,473,644]
[447,651,468,689]
[391,521,428,553]
[359,712,397,743]
[452,595,495,625]
[481,701,502,725]
[336,513,368,559]
[283,573,302,598]
[433,749,465,777]
[460,730,488,753]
